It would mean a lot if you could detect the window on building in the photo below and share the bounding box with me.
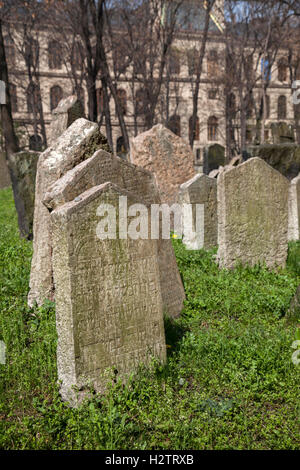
[29,134,42,151]
[168,48,180,75]
[117,89,127,116]
[187,48,197,76]
[9,84,18,113]
[189,116,199,142]
[207,50,219,78]
[167,114,181,136]
[278,59,287,82]
[50,85,63,111]
[207,116,218,141]
[261,58,271,82]
[27,82,41,114]
[278,95,287,119]
[48,40,62,69]
[228,92,236,115]
[246,128,252,143]
[116,136,126,157]
[135,89,145,115]
[208,89,218,100]
[96,88,104,115]
[4,36,15,66]
[25,38,39,68]
[71,42,83,70]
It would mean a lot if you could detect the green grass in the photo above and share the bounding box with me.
[0,186,299,450]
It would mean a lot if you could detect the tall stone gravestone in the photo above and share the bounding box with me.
[217,157,289,269]
[203,144,225,175]
[178,174,217,250]
[0,151,11,189]
[43,149,185,318]
[130,124,195,204]
[271,122,295,144]
[288,173,300,241]
[28,118,107,307]
[8,151,40,239]
[48,95,85,146]
[51,182,166,405]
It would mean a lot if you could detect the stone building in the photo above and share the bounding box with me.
[1,0,298,163]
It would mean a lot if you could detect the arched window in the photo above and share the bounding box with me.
[207,49,219,78]
[96,88,104,115]
[116,136,126,157]
[29,134,42,151]
[48,40,62,69]
[278,95,287,119]
[189,116,199,142]
[278,59,287,82]
[4,36,15,66]
[228,93,236,115]
[187,48,197,76]
[27,83,40,114]
[25,38,39,68]
[71,42,83,70]
[50,85,63,111]
[117,89,127,115]
[135,89,145,115]
[168,48,180,75]
[167,114,181,136]
[9,84,18,113]
[207,116,218,141]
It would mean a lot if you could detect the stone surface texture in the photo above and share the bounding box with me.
[28,118,107,306]
[248,143,300,180]
[8,151,40,239]
[43,149,185,318]
[0,151,11,189]
[130,124,195,204]
[48,95,85,146]
[217,157,289,269]
[178,174,217,249]
[288,173,300,241]
[51,182,166,405]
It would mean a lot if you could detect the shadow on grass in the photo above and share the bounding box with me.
[163,315,188,357]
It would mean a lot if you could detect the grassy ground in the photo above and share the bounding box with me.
[0,187,299,450]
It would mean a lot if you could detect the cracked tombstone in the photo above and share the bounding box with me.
[51,182,166,405]
[28,118,109,307]
[217,157,289,269]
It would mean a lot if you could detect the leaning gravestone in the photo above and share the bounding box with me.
[178,174,217,250]
[288,173,300,241]
[203,144,225,175]
[43,149,185,318]
[28,118,108,307]
[0,151,11,189]
[271,122,295,144]
[51,182,166,405]
[8,151,40,239]
[130,124,195,204]
[217,157,289,269]
[48,95,85,146]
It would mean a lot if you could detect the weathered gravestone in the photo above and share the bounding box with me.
[203,144,225,175]
[130,124,195,204]
[288,173,300,241]
[0,151,11,189]
[247,144,300,180]
[217,157,289,269]
[8,151,40,239]
[178,174,217,250]
[51,182,166,405]
[43,149,185,318]
[48,95,85,146]
[28,118,108,307]
[271,122,295,144]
